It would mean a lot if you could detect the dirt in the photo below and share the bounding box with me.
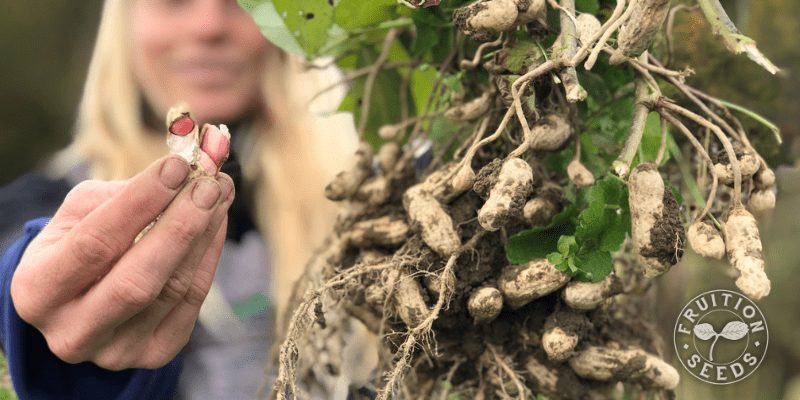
[472,158,502,199]
[710,140,745,164]
[641,187,685,267]
[544,308,591,338]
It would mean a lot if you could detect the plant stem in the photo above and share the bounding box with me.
[614,76,650,178]
[556,0,586,102]
[659,100,742,206]
[649,55,744,144]
[655,115,669,165]
[660,111,719,223]
[507,60,558,158]
[665,4,697,66]
[460,35,503,70]
[715,98,782,144]
[584,0,634,70]
[358,29,400,139]
[666,135,721,229]
[571,0,626,66]
[696,0,779,74]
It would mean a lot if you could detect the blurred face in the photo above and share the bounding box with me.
[130,0,272,123]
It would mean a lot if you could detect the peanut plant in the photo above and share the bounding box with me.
[238,0,781,398]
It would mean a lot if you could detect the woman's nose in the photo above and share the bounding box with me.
[187,0,232,42]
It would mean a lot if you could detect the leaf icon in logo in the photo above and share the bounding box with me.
[693,320,750,361]
[719,321,748,340]
[693,323,717,340]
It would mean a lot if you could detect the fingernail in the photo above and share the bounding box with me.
[160,157,190,189]
[219,178,235,203]
[192,179,221,210]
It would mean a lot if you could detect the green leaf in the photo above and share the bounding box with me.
[318,24,357,57]
[575,176,630,252]
[384,40,437,117]
[547,252,564,265]
[567,256,579,273]
[411,8,443,57]
[411,67,438,115]
[334,0,397,31]
[505,206,578,264]
[241,0,305,56]
[428,116,460,144]
[557,235,577,255]
[575,0,599,14]
[573,250,613,282]
[273,0,334,57]
[505,39,544,74]
[634,112,670,167]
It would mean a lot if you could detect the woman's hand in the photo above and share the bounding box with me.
[10,156,234,370]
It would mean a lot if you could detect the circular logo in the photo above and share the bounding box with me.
[674,289,768,384]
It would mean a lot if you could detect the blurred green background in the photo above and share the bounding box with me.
[0,1,102,185]
[0,0,797,399]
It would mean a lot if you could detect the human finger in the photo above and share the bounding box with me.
[118,174,233,333]
[80,176,222,330]
[144,214,228,368]
[36,156,190,302]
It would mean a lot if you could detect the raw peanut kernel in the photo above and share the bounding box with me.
[169,115,195,136]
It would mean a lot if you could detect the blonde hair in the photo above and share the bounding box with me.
[71,0,356,330]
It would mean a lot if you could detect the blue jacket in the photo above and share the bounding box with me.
[0,217,182,399]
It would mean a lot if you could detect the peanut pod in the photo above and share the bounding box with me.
[754,166,776,190]
[348,216,410,248]
[568,345,680,390]
[403,185,461,257]
[687,221,726,260]
[628,163,685,277]
[722,206,770,299]
[529,114,572,152]
[524,356,590,399]
[523,184,562,227]
[575,13,601,47]
[467,286,504,324]
[610,0,671,63]
[453,0,519,41]
[567,159,595,187]
[515,0,546,26]
[498,259,571,309]
[713,148,760,184]
[353,176,392,206]
[562,274,623,310]
[748,189,776,214]
[165,103,200,165]
[377,142,401,174]
[444,92,492,122]
[325,143,374,201]
[382,267,429,328]
[542,309,590,361]
[477,157,534,231]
